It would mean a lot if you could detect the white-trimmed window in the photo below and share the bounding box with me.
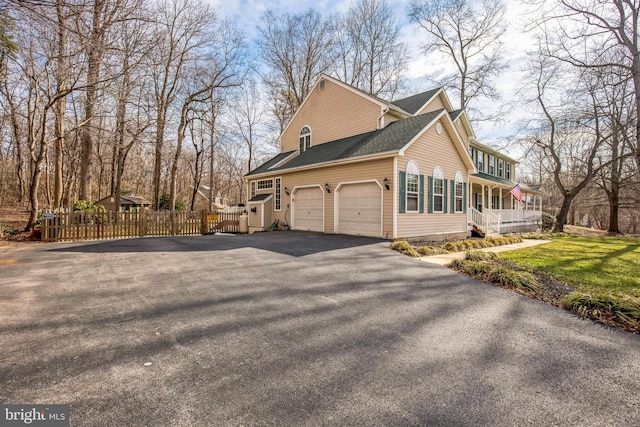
[454,171,464,213]
[257,179,273,190]
[488,155,495,175]
[250,181,256,198]
[477,151,484,172]
[506,162,512,180]
[275,177,281,211]
[498,159,504,177]
[406,160,420,212]
[299,126,311,152]
[433,166,444,213]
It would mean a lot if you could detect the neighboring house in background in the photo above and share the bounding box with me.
[244,74,543,240]
[95,194,151,212]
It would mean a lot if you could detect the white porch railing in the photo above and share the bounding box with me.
[497,209,542,223]
[469,207,539,236]
[468,206,487,235]
[484,208,501,234]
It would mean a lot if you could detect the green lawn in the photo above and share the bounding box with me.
[500,235,640,299]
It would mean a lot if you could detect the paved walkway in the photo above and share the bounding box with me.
[419,239,552,266]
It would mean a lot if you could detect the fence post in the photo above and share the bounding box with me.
[201,210,207,235]
[139,207,147,237]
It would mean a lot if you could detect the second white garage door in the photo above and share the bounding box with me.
[337,182,382,237]
[292,187,324,232]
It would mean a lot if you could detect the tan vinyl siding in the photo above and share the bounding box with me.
[259,158,394,237]
[383,112,402,126]
[248,203,262,228]
[397,120,469,238]
[455,120,470,146]
[281,80,382,152]
[414,93,446,116]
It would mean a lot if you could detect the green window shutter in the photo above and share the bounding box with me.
[450,180,455,213]
[427,176,433,213]
[463,182,467,213]
[419,174,424,213]
[443,179,448,213]
[399,171,406,213]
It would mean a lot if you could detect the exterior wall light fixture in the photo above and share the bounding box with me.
[284,187,290,195]
[383,177,390,190]
[325,183,331,193]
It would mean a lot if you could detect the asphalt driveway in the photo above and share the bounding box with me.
[1,232,639,426]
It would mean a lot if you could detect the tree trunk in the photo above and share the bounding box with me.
[54,0,67,207]
[169,105,189,211]
[553,194,575,232]
[153,108,166,210]
[80,0,105,201]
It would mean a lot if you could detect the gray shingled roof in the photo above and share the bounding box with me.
[246,110,444,176]
[449,109,464,121]
[391,88,442,115]
[248,151,296,176]
[248,194,272,202]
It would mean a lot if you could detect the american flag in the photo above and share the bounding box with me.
[510,184,522,203]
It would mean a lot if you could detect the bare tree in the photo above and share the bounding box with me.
[149,0,214,209]
[76,0,139,201]
[168,20,246,211]
[230,82,266,174]
[537,0,640,179]
[332,0,407,99]
[257,9,335,127]
[408,0,508,117]
[521,53,611,232]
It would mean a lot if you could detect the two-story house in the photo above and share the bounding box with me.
[244,74,542,240]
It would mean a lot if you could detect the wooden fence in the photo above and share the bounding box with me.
[40,208,241,242]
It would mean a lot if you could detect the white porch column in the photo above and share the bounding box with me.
[481,185,485,211]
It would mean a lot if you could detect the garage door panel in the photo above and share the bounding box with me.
[338,183,382,237]
[293,187,324,232]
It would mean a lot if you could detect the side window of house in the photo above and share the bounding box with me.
[498,159,504,177]
[433,166,444,213]
[488,155,495,175]
[406,161,419,212]
[506,162,512,180]
[477,151,484,172]
[275,177,281,211]
[251,181,256,198]
[399,160,424,214]
[454,171,464,213]
[299,126,311,152]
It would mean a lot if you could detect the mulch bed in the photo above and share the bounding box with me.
[451,259,640,334]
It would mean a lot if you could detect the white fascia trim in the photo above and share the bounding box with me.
[393,156,398,239]
[455,109,476,141]
[268,152,298,170]
[246,151,397,180]
[411,87,444,117]
[398,110,476,172]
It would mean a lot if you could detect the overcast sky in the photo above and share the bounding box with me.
[206,0,537,156]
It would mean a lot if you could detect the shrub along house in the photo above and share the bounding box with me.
[244,74,543,240]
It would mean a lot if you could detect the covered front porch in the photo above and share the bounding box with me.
[468,173,544,236]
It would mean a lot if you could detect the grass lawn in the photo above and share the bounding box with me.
[500,235,640,299]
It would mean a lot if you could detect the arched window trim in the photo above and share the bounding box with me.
[299,126,312,152]
[406,160,420,213]
[432,166,444,212]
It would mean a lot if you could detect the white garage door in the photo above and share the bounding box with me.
[293,187,324,232]
[338,182,382,237]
